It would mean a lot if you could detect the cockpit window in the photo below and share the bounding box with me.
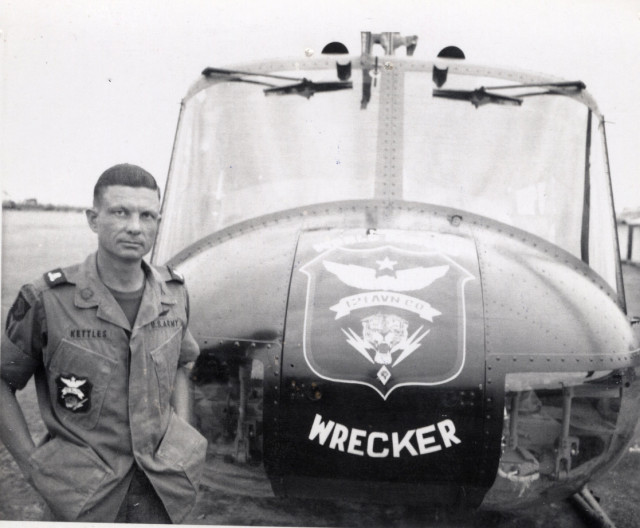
[156,70,378,259]
[154,64,617,290]
[403,72,588,258]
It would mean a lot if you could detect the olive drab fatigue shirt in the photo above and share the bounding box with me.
[1,253,207,523]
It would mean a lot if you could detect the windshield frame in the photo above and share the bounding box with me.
[153,55,624,304]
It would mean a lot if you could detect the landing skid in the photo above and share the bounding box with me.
[570,486,616,528]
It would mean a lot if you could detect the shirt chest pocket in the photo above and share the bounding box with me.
[48,339,117,430]
[149,328,182,409]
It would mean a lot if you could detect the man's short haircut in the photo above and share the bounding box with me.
[93,163,160,206]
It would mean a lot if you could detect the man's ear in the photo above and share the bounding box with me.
[86,208,99,233]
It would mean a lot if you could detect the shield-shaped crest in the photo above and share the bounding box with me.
[300,245,474,399]
[56,374,92,412]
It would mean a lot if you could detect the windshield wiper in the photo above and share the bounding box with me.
[433,81,586,108]
[202,67,352,99]
[203,67,303,83]
[433,87,523,108]
[264,79,352,99]
[484,81,586,93]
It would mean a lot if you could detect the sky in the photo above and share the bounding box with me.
[1,0,639,212]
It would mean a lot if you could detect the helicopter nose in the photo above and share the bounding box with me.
[176,208,639,509]
[276,227,493,507]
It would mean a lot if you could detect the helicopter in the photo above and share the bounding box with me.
[151,31,640,525]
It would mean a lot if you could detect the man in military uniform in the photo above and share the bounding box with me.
[0,164,207,523]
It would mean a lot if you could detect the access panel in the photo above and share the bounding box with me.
[268,228,503,507]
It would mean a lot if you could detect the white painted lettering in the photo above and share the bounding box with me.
[415,425,442,455]
[329,423,349,451]
[347,428,367,456]
[308,414,335,445]
[392,430,418,458]
[308,415,461,459]
[437,419,461,448]
[367,432,390,458]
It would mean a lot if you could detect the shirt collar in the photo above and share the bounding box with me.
[72,253,177,330]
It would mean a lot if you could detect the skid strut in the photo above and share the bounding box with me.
[570,486,616,528]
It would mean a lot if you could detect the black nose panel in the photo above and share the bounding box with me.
[266,228,503,507]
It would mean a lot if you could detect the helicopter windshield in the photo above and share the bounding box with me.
[154,64,618,290]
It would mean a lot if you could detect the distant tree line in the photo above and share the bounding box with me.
[2,198,638,223]
[2,199,85,212]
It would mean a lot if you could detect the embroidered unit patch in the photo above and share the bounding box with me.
[6,291,31,327]
[56,374,92,412]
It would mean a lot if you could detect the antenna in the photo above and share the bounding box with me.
[360,32,418,56]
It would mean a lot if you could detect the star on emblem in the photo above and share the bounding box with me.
[376,257,398,270]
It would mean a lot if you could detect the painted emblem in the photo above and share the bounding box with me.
[300,245,474,399]
[56,374,92,412]
[342,313,431,386]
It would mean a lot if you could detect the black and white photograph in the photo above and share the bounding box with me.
[1,1,640,527]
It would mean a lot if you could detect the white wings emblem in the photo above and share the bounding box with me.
[323,261,449,291]
[60,376,87,389]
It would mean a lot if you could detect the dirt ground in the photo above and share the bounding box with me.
[1,210,639,527]
[2,378,639,527]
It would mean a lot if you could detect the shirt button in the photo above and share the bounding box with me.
[81,288,94,300]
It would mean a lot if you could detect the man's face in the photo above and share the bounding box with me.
[87,185,161,263]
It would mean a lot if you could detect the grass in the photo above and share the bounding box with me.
[1,210,639,526]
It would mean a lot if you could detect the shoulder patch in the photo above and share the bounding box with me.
[43,268,68,287]
[167,266,184,284]
[6,291,32,328]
